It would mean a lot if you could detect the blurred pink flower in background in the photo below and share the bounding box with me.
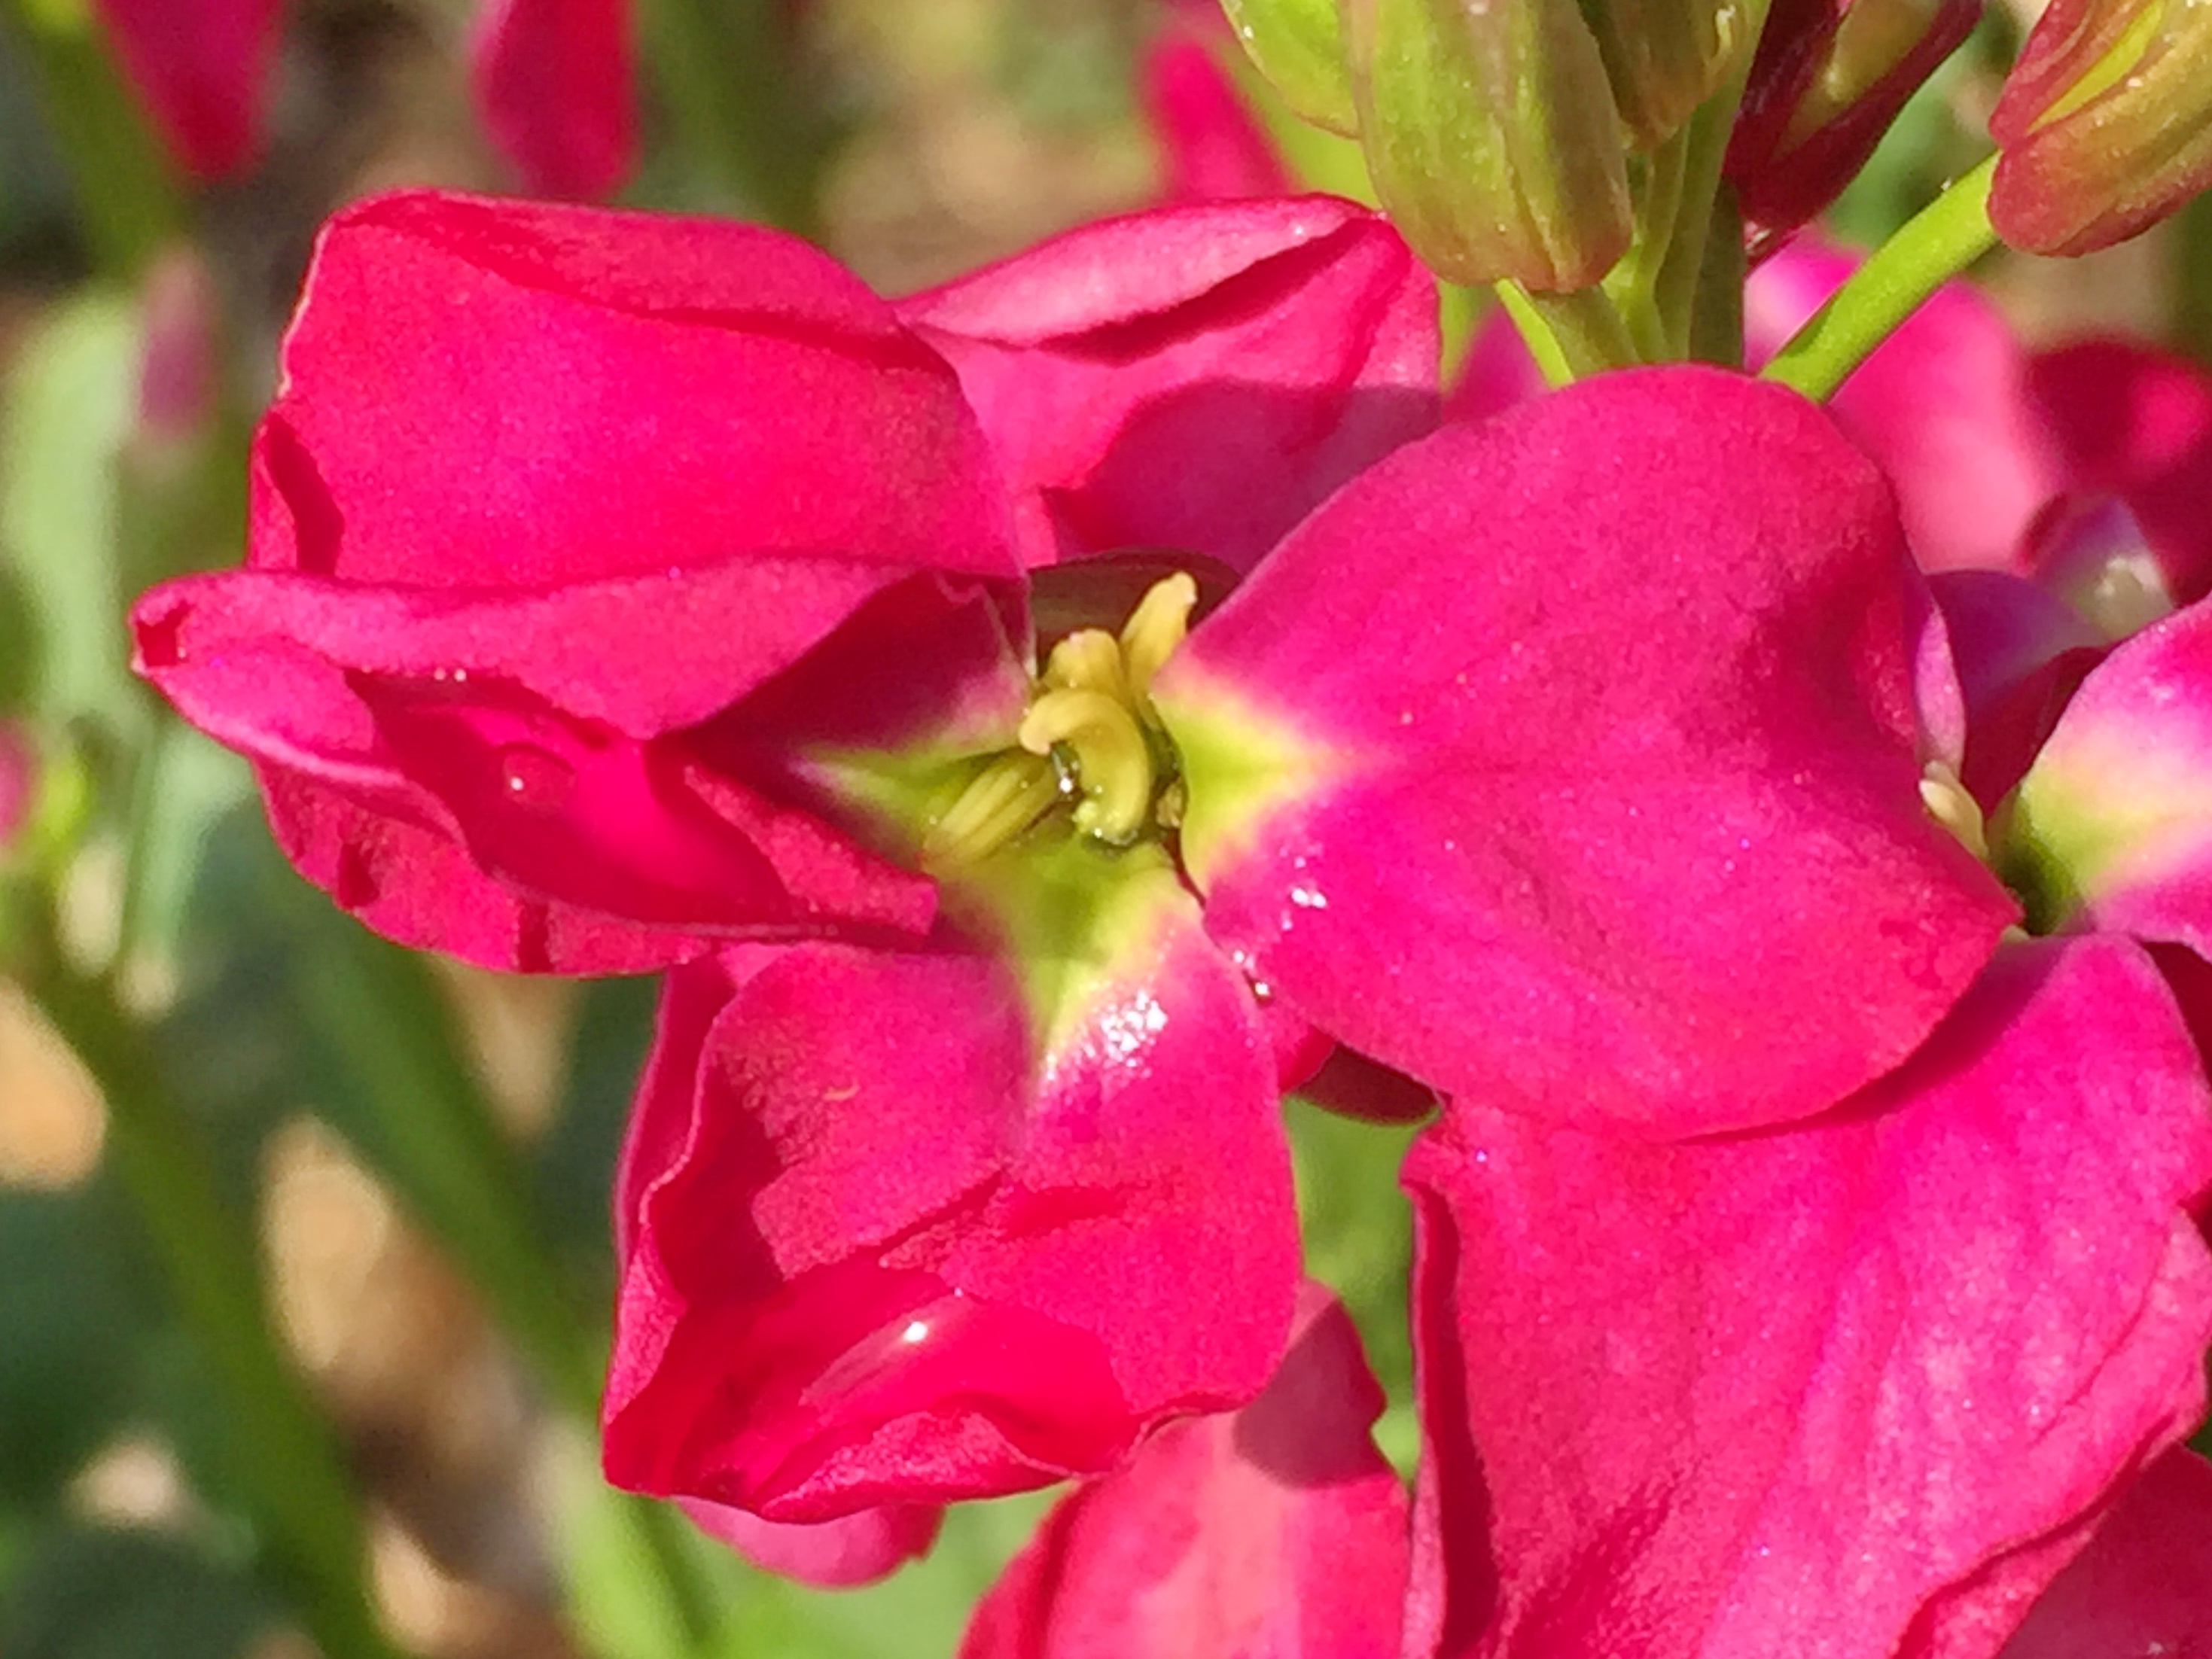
[91,0,636,194]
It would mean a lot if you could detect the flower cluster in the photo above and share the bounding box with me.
[111,0,2212,1652]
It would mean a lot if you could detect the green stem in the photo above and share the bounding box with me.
[1686,185,1747,367]
[1492,281,1574,387]
[263,875,722,1654]
[2174,189,2212,367]
[1496,282,1640,383]
[1762,154,1999,401]
[1607,127,1691,361]
[1653,0,1774,356]
[21,903,408,1659]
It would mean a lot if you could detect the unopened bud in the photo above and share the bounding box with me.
[1727,0,1979,248]
[1344,0,1633,289]
[1581,0,1745,148]
[1219,0,1360,132]
[1989,0,2212,255]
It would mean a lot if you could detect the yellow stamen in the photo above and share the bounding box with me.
[922,750,1062,869]
[1119,573,1198,704]
[1020,688,1154,844]
[1919,759,1991,865]
[1042,629,1128,699]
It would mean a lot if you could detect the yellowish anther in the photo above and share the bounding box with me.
[922,749,1062,870]
[1119,573,1199,704]
[2073,551,2174,642]
[1043,629,1129,699]
[1920,759,1991,865]
[1020,687,1155,844]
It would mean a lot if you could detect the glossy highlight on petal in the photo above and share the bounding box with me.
[603,887,1300,1515]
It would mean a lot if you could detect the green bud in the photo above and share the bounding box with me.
[1344,0,1634,290]
[1220,0,1362,134]
[1990,0,2212,255]
[1578,0,1744,148]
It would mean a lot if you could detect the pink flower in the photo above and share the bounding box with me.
[91,0,634,193]
[1421,236,2212,1659]
[0,723,33,849]
[605,355,2011,1528]
[91,0,284,179]
[1746,242,2212,592]
[133,189,2009,1557]
[1140,7,1293,203]
[468,0,638,199]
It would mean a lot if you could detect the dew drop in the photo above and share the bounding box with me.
[497,744,575,811]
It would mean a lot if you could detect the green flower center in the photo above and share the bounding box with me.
[922,574,1197,872]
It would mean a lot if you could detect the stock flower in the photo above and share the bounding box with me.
[1415,238,2212,1659]
[91,0,634,193]
[1988,0,2212,257]
[1997,1447,2212,1656]
[133,187,2008,1545]
[602,358,2010,1530]
[1142,5,1295,202]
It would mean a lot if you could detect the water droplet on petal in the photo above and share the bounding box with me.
[497,744,575,811]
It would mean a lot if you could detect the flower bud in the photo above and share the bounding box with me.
[1343,0,1633,289]
[1581,0,1745,148]
[1727,0,1979,248]
[1219,0,1360,132]
[1989,0,2212,255]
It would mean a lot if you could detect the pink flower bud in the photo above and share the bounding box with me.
[1989,0,2212,254]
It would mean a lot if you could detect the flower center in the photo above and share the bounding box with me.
[923,574,1197,870]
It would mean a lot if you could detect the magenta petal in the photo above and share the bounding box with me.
[603,908,1301,1515]
[1162,365,2014,1137]
[1402,936,2212,1659]
[129,188,1039,970]
[678,1496,942,1587]
[92,0,282,178]
[254,190,1016,589]
[895,198,1438,572]
[127,564,1005,970]
[2025,340,2212,607]
[1141,20,1294,202]
[958,1283,1409,1659]
[1747,239,2061,574]
[2009,596,2212,950]
[1928,569,2104,809]
[1997,1450,2212,1658]
[468,0,638,199]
